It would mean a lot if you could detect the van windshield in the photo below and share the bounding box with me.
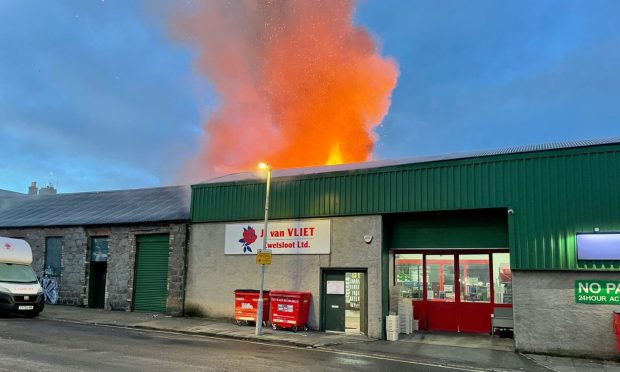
[0,263,38,283]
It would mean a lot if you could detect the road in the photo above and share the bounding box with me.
[0,317,481,372]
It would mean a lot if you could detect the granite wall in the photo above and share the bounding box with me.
[0,223,187,314]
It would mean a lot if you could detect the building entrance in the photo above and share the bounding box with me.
[321,269,367,335]
[395,251,512,334]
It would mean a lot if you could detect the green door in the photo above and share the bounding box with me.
[134,234,169,313]
[323,271,346,332]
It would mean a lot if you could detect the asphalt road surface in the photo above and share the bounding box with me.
[0,317,482,372]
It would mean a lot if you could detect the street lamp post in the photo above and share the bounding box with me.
[255,162,271,336]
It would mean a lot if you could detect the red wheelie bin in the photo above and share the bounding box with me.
[234,289,270,326]
[269,291,312,332]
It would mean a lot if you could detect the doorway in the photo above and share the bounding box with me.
[321,269,367,335]
[133,234,169,313]
[394,251,512,333]
[88,237,108,309]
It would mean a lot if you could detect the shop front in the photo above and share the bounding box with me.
[386,208,510,334]
[395,251,512,333]
[189,139,620,357]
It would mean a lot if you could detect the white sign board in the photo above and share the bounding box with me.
[225,219,331,255]
[577,233,620,260]
[326,281,345,295]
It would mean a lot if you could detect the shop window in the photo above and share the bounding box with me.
[426,255,455,301]
[395,254,423,300]
[493,253,512,304]
[91,237,109,262]
[45,237,62,277]
[459,254,490,303]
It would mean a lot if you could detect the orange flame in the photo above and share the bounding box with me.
[174,0,399,179]
[326,143,344,166]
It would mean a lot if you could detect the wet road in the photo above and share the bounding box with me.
[0,317,481,372]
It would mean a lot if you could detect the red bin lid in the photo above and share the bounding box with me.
[269,290,311,297]
[234,289,270,293]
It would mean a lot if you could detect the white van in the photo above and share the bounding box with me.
[0,237,45,317]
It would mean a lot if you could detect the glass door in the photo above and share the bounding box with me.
[456,254,492,333]
[395,250,511,333]
[345,272,366,334]
[425,254,458,331]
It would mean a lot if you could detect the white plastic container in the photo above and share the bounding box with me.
[387,330,399,341]
[386,315,400,332]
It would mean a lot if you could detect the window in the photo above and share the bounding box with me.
[459,254,490,303]
[395,254,423,300]
[0,263,38,283]
[45,237,62,277]
[91,237,109,262]
[426,255,455,301]
[493,253,512,304]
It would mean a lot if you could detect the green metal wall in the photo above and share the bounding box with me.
[386,209,508,249]
[191,144,620,271]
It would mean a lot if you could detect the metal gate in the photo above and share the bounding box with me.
[133,234,169,313]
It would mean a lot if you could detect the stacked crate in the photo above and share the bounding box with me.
[398,299,413,334]
[386,315,400,341]
[389,285,403,313]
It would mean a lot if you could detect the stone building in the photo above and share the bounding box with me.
[0,186,190,315]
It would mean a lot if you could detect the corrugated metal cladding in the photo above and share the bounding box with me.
[192,143,620,271]
[386,209,508,249]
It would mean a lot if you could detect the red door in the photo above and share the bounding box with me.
[455,254,493,333]
[398,251,511,334]
[425,254,459,332]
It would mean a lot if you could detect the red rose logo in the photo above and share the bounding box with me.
[243,228,257,245]
[239,226,257,253]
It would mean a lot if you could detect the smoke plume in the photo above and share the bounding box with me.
[174,0,399,179]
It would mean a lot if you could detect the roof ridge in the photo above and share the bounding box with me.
[200,137,620,184]
[24,184,190,198]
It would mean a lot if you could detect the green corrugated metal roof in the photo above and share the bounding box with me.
[191,140,620,271]
[197,138,620,185]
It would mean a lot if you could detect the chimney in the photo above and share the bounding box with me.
[28,181,38,196]
[39,183,57,196]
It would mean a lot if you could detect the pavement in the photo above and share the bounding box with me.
[39,305,370,348]
[39,305,620,372]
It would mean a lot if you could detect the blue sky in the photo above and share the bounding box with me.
[1,0,619,193]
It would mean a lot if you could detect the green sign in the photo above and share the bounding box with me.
[575,280,620,304]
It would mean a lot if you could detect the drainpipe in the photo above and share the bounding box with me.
[181,222,190,316]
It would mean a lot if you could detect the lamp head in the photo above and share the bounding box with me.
[258,162,270,170]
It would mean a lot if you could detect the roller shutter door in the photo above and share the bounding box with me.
[134,234,169,313]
